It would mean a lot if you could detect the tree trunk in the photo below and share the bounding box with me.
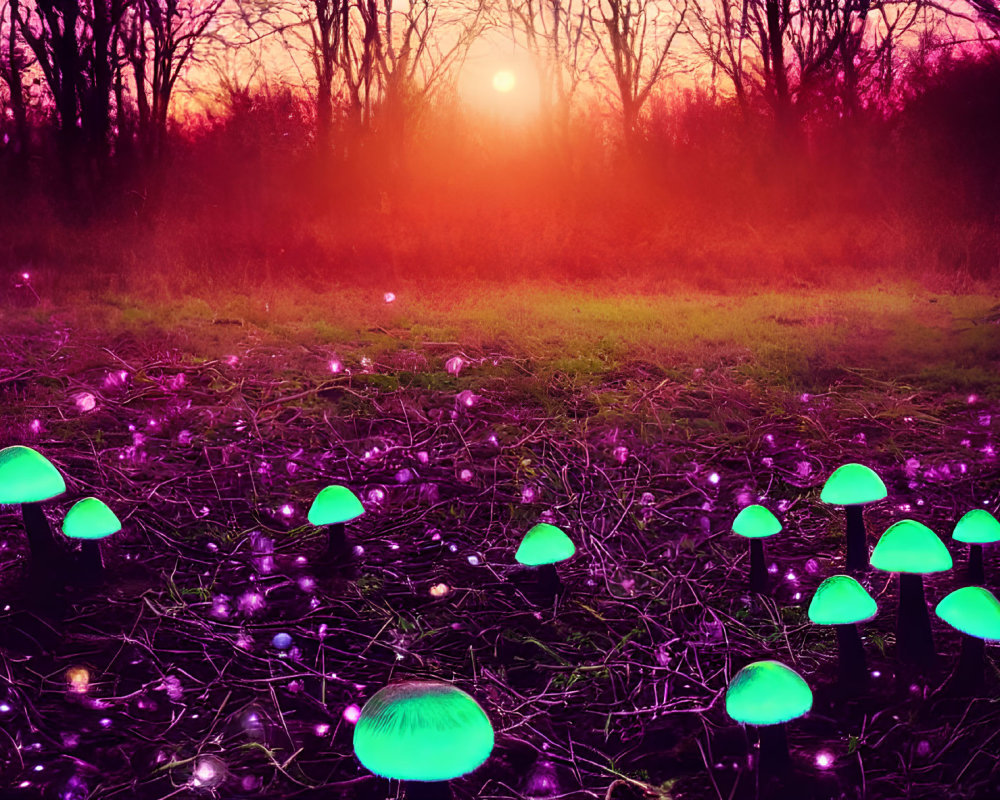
[764,0,790,135]
[6,0,29,172]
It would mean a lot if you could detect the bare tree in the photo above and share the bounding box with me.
[253,0,484,140]
[505,0,594,133]
[306,0,343,146]
[0,0,30,163]
[376,0,487,132]
[689,0,926,127]
[965,0,999,31]
[121,0,225,159]
[15,0,129,179]
[588,0,688,142]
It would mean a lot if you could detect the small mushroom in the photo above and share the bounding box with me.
[952,510,1000,585]
[820,463,887,570]
[307,485,365,561]
[61,497,122,585]
[935,586,1000,694]
[725,660,813,776]
[353,680,495,800]
[731,505,781,593]
[514,522,575,602]
[871,519,952,666]
[807,575,878,690]
[0,445,66,567]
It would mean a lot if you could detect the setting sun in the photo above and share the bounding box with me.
[492,70,517,93]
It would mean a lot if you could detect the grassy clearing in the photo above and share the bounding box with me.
[7,280,1000,396]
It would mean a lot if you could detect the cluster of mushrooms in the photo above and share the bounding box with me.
[0,444,577,799]
[0,445,122,586]
[4,443,998,796]
[729,462,1000,777]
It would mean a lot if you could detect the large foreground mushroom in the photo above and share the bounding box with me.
[871,519,952,666]
[353,680,495,800]
[726,660,813,776]
[821,463,887,570]
[0,445,66,566]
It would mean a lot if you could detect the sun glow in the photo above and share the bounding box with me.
[492,70,517,93]
[458,39,539,121]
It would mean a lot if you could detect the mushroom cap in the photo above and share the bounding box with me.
[870,519,952,574]
[952,509,1000,545]
[935,586,1000,641]
[307,485,365,526]
[725,660,813,727]
[808,575,878,625]
[820,463,887,507]
[0,445,66,505]
[61,497,122,540]
[353,680,494,782]
[731,505,781,539]
[514,523,575,566]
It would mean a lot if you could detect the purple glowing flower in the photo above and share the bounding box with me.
[74,392,97,413]
[457,390,478,408]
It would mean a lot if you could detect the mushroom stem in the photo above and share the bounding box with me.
[845,505,868,570]
[749,540,767,592]
[897,573,935,666]
[954,634,986,693]
[968,544,985,585]
[79,541,104,585]
[536,563,564,599]
[835,623,868,688]
[325,523,348,561]
[21,502,54,563]
[757,723,790,776]
[403,781,452,800]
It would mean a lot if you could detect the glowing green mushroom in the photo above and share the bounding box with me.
[725,660,812,775]
[936,586,1000,640]
[0,445,66,567]
[515,523,575,566]
[808,575,877,688]
[871,519,952,666]
[952,509,1000,585]
[354,680,494,799]
[820,463,887,570]
[61,497,122,585]
[63,497,121,540]
[515,523,575,601]
[308,485,365,561]
[731,505,781,593]
[935,586,1000,694]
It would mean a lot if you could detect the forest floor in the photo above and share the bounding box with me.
[1,281,999,799]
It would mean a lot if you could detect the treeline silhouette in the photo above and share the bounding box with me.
[1,48,999,291]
